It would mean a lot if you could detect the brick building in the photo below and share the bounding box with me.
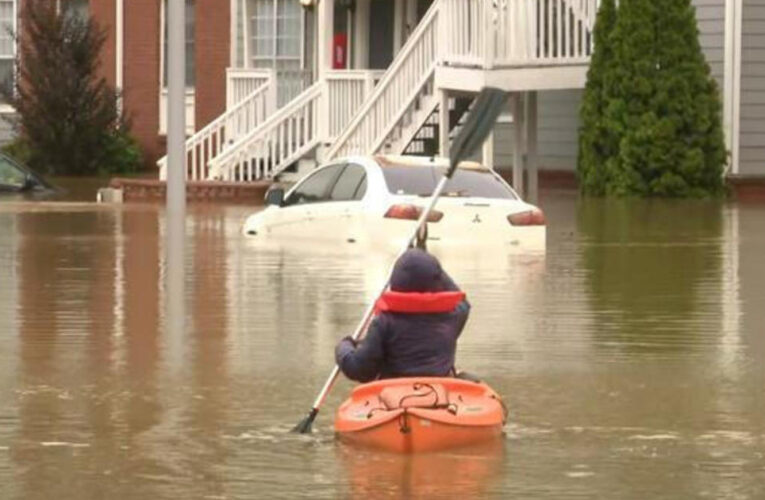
[0,0,230,167]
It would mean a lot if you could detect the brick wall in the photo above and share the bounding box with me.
[90,0,116,88]
[124,0,162,167]
[195,0,229,130]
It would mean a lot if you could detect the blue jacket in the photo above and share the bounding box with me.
[335,249,470,382]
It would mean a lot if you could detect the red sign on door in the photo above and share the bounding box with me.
[333,33,348,69]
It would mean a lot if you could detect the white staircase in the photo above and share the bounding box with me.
[327,3,441,160]
[207,70,384,182]
[160,0,600,183]
[157,69,275,181]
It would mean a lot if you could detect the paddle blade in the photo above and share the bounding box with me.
[448,88,508,177]
[292,408,318,434]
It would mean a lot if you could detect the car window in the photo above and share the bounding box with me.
[0,156,26,188]
[284,164,344,206]
[329,164,367,201]
[353,176,367,200]
[380,166,517,200]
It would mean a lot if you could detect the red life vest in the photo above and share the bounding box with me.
[374,291,466,314]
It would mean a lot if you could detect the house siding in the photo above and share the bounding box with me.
[739,1,765,176]
[493,0,727,172]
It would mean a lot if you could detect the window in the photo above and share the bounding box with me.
[0,0,16,99]
[354,176,367,200]
[329,164,367,201]
[284,164,343,206]
[381,166,517,200]
[242,0,308,104]
[161,0,195,88]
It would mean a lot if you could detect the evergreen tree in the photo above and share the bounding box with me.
[577,0,617,196]
[1,0,141,176]
[577,0,726,197]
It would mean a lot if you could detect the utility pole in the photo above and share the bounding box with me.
[167,0,186,214]
[166,0,186,349]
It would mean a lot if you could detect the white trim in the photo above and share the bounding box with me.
[116,0,124,93]
[393,0,403,54]
[230,0,237,68]
[0,0,18,102]
[731,0,742,175]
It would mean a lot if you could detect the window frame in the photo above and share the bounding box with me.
[0,0,17,112]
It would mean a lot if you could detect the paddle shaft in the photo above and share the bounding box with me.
[307,174,452,414]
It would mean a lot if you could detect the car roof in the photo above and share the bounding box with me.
[371,155,490,171]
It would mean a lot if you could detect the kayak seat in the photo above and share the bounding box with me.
[379,382,448,410]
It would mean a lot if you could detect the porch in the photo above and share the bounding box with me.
[159,0,600,201]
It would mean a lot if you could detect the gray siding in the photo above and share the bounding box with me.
[492,0,727,173]
[493,89,582,172]
[740,1,765,176]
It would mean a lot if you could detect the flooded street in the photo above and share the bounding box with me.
[0,192,764,499]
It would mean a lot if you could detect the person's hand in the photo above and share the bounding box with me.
[341,336,358,348]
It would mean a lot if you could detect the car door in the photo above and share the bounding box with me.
[267,163,344,238]
[325,163,368,244]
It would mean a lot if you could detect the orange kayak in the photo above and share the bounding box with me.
[334,377,506,453]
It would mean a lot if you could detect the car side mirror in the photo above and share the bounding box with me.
[265,187,285,206]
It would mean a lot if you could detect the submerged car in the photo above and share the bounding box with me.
[0,152,53,196]
[242,155,546,252]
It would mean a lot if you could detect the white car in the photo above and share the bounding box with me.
[242,155,546,253]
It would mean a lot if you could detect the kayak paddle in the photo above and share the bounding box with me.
[292,87,509,434]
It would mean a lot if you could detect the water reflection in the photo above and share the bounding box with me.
[337,441,506,498]
[578,199,724,353]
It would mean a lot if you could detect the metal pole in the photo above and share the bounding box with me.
[166,0,186,349]
[167,0,186,212]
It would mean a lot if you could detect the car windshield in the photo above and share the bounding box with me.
[380,166,517,200]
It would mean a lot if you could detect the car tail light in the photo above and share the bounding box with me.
[384,204,443,223]
[508,208,546,226]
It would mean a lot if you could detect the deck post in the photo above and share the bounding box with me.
[483,131,495,170]
[353,0,370,69]
[393,0,404,54]
[439,89,449,157]
[526,91,538,204]
[512,92,525,198]
[317,0,334,79]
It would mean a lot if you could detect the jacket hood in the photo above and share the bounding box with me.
[389,249,447,293]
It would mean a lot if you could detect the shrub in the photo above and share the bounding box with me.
[577,0,726,197]
[0,0,143,176]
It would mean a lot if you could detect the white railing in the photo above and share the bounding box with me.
[441,0,598,68]
[209,82,324,181]
[325,70,385,141]
[158,70,275,181]
[327,2,441,160]
[226,68,273,109]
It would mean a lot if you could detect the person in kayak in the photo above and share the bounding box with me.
[335,248,470,383]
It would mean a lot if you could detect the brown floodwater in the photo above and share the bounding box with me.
[0,190,764,499]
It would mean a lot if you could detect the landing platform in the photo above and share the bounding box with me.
[108,178,272,203]
[435,64,588,93]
